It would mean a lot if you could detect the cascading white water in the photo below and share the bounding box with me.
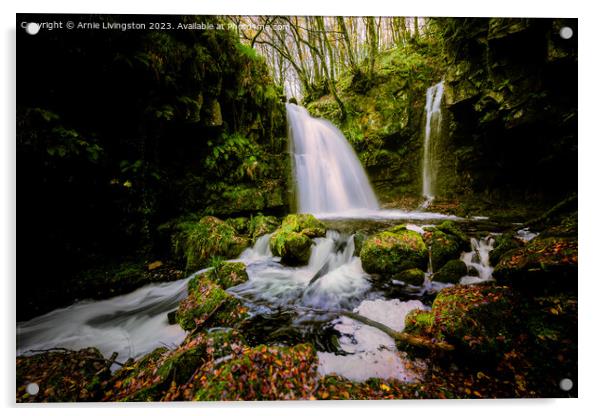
[287,103,379,214]
[231,230,372,311]
[459,236,496,285]
[422,81,445,202]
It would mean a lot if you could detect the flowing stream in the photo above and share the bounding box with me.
[18,101,503,382]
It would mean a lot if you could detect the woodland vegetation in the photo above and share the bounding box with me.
[17,15,577,401]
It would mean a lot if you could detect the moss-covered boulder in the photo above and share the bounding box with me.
[494,236,577,292]
[427,230,463,271]
[176,276,249,331]
[405,285,516,356]
[225,217,249,235]
[104,330,247,401]
[395,268,425,286]
[171,216,250,272]
[189,344,318,401]
[360,228,428,275]
[17,347,111,402]
[206,261,248,289]
[436,221,471,249]
[269,214,326,265]
[421,221,470,272]
[433,259,468,284]
[489,232,522,266]
[248,213,280,241]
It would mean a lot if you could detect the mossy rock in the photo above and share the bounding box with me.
[431,285,516,355]
[171,216,250,272]
[269,214,326,265]
[433,259,468,284]
[176,276,249,331]
[206,261,248,289]
[17,347,111,402]
[436,221,471,250]
[426,230,463,271]
[395,268,425,286]
[489,232,522,266]
[191,344,318,401]
[360,229,428,275]
[248,213,280,241]
[494,236,577,292]
[104,330,247,401]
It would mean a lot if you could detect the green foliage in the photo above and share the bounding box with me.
[248,213,280,241]
[172,216,250,272]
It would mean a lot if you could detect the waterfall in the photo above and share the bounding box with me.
[460,236,495,285]
[286,103,379,214]
[422,81,445,202]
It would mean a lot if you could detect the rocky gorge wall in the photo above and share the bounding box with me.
[306,18,577,209]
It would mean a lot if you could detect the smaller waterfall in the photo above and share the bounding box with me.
[422,81,445,203]
[460,236,495,285]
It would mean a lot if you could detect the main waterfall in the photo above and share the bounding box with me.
[287,103,379,214]
[422,81,445,202]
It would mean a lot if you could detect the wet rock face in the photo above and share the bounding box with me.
[360,228,428,276]
[269,214,326,266]
[439,18,577,198]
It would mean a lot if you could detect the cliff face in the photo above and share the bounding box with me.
[438,18,577,200]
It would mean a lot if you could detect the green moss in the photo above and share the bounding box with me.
[207,261,248,289]
[172,216,250,272]
[176,276,248,331]
[433,259,468,284]
[247,213,279,241]
[404,309,435,336]
[360,229,428,275]
[396,268,425,286]
[269,214,326,265]
[105,330,248,401]
[430,285,516,355]
[436,221,470,250]
[225,217,249,235]
[427,230,463,271]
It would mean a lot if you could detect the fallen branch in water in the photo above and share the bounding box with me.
[339,310,455,352]
[224,300,456,352]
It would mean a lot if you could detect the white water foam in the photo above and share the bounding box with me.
[318,298,427,382]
